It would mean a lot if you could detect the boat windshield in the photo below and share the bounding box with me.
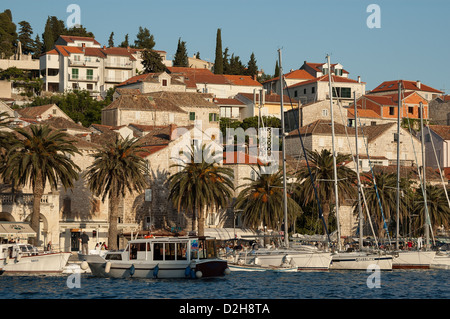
[191,238,218,260]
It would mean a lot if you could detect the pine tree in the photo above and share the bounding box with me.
[32,34,43,58]
[134,26,155,50]
[18,21,34,55]
[0,9,17,58]
[246,52,258,78]
[173,38,188,67]
[222,47,230,74]
[108,32,114,47]
[141,49,166,73]
[214,28,223,74]
[195,51,200,59]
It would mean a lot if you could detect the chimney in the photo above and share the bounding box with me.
[82,43,85,52]
[416,80,421,89]
[103,45,106,50]
[169,123,176,140]
[358,76,361,83]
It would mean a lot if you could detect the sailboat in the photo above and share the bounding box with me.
[236,49,332,271]
[391,83,435,269]
[325,55,393,270]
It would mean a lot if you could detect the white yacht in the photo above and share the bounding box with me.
[391,250,436,269]
[80,236,230,279]
[330,251,393,270]
[0,243,71,275]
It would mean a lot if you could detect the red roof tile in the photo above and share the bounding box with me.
[370,80,443,94]
[287,74,363,89]
[59,35,101,45]
[263,69,315,83]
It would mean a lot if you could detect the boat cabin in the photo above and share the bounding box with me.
[104,236,219,262]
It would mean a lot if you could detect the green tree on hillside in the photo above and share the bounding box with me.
[0,9,17,58]
[173,38,188,67]
[214,28,223,74]
[134,27,155,50]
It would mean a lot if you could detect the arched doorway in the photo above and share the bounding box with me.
[0,212,15,222]
[24,213,48,247]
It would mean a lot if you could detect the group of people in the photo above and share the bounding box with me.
[80,231,108,255]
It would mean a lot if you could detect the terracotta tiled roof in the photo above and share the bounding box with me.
[213,98,245,106]
[145,91,218,109]
[103,94,187,113]
[59,35,101,46]
[16,104,55,118]
[370,80,443,94]
[287,119,357,136]
[263,69,315,83]
[222,75,262,87]
[117,73,163,87]
[428,125,450,140]
[287,74,364,89]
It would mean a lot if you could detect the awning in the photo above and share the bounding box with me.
[204,228,259,241]
[0,222,36,238]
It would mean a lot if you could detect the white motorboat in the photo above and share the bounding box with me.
[228,263,297,272]
[430,251,450,270]
[81,236,230,279]
[391,250,436,269]
[236,247,332,271]
[330,251,393,270]
[0,243,71,275]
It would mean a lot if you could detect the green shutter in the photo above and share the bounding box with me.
[189,112,195,121]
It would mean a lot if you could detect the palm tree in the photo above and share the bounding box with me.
[168,145,234,237]
[235,164,301,233]
[412,184,450,236]
[85,135,148,250]
[2,125,80,245]
[359,171,410,239]
[294,149,356,233]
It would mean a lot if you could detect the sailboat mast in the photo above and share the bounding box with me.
[278,49,289,248]
[396,82,402,251]
[327,55,341,251]
[420,102,430,250]
[354,92,363,249]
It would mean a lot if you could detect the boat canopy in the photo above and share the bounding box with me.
[204,228,259,241]
[0,222,36,238]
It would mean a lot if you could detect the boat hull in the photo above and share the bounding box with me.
[392,251,436,269]
[87,258,229,279]
[0,252,71,275]
[430,253,450,270]
[330,252,393,270]
[253,252,332,271]
[228,264,297,272]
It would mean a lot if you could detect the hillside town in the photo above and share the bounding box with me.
[1,29,449,256]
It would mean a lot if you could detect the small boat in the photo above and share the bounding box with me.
[330,251,393,270]
[430,251,450,270]
[80,236,230,279]
[228,263,297,272]
[0,243,71,275]
[391,250,436,269]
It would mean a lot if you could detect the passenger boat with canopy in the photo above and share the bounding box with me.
[80,235,230,279]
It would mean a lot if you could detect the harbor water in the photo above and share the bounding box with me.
[1,269,448,300]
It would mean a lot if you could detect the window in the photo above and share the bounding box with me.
[87,84,93,90]
[209,113,219,122]
[389,107,395,116]
[323,68,328,75]
[72,68,79,79]
[87,69,93,80]
[153,243,164,260]
[332,87,351,98]
[177,243,187,260]
[73,55,81,61]
[312,87,316,94]
[165,243,176,260]
[322,109,328,117]
[294,90,298,97]
[303,88,307,94]
[408,106,414,114]
[162,79,168,86]
[53,109,57,115]
[335,69,343,76]
[189,112,195,121]
[393,133,399,142]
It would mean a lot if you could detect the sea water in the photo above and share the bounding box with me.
[0,270,447,316]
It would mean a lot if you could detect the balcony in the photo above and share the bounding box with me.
[69,74,99,82]
[104,76,124,83]
[1,193,52,205]
[104,61,133,69]
[68,58,100,68]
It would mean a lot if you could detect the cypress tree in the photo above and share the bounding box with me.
[274,60,280,78]
[246,52,258,78]
[173,38,188,67]
[214,28,223,74]
[42,17,54,52]
[108,32,114,47]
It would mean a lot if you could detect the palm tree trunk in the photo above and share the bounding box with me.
[198,205,205,237]
[31,172,44,246]
[108,194,120,250]
[322,201,330,235]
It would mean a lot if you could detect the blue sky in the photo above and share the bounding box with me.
[2,0,450,92]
